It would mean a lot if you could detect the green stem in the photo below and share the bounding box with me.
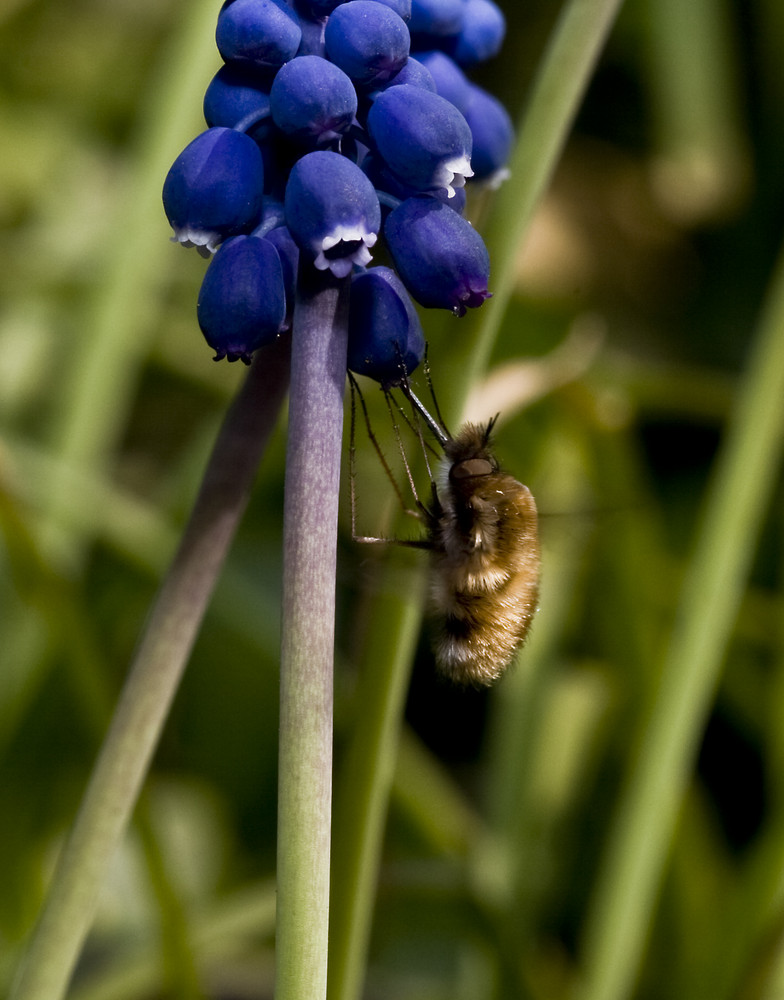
[276,268,349,1000]
[575,243,784,1000]
[10,342,290,1000]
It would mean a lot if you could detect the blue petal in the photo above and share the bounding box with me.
[203,62,272,136]
[197,234,287,362]
[216,0,302,68]
[284,150,381,277]
[347,266,424,383]
[324,1,410,86]
[384,195,490,314]
[270,55,357,145]
[367,84,472,197]
[450,0,505,66]
[163,127,264,255]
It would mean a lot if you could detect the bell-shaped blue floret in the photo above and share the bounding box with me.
[368,55,436,98]
[409,0,463,37]
[197,234,287,362]
[384,195,490,314]
[347,266,424,383]
[203,63,272,135]
[450,0,505,66]
[324,1,410,86]
[270,55,357,145]
[163,127,264,257]
[412,50,471,111]
[367,84,472,198]
[284,150,381,278]
[216,0,302,69]
[463,84,514,182]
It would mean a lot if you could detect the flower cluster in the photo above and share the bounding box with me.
[163,0,513,374]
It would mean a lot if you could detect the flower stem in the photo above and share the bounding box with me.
[10,340,291,1000]
[276,267,349,1000]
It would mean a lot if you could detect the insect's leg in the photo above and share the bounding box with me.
[422,346,452,441]
[347,373,422,544]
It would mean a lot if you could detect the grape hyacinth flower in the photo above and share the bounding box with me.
[347,266,425,383]
[197,233,287,362]
[324,1,410,85]
[385,194,491,314]
[162,0,513,366]
[162,127,264,256]
[284,150,381,278]
[367,84,473,198]
[216,0,302,68]
[270,55,357,145]
[450,0,506,65]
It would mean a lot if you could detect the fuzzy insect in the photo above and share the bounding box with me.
[422,416,540,686]
[350,375,541,686]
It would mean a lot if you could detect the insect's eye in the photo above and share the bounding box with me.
[451,458,494,479]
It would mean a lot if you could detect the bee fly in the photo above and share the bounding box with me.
[349,373,541,687]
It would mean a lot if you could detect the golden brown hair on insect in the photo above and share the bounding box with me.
[348,372,541,687]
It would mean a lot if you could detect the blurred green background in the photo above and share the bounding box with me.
[2,0,784,998]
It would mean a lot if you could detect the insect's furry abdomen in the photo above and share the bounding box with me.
[429,467,540,686]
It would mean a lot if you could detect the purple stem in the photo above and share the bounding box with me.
[276,265,350,1000]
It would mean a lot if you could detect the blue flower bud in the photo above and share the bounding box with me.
[203,63,272,136]
[384,195,490,314]
[197,234,287,362]
[284,150,381,278]
[463,84,514,182]
[216,0,302,69]
[347,266,425,382]
[324,1,410,86]
[412,50,470,111]
[270,55,357,145]
[450,0,505,66]
[367,84,472,198]
[409,0,463,37]
[368,55,436,98]
[163,127,264,257]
